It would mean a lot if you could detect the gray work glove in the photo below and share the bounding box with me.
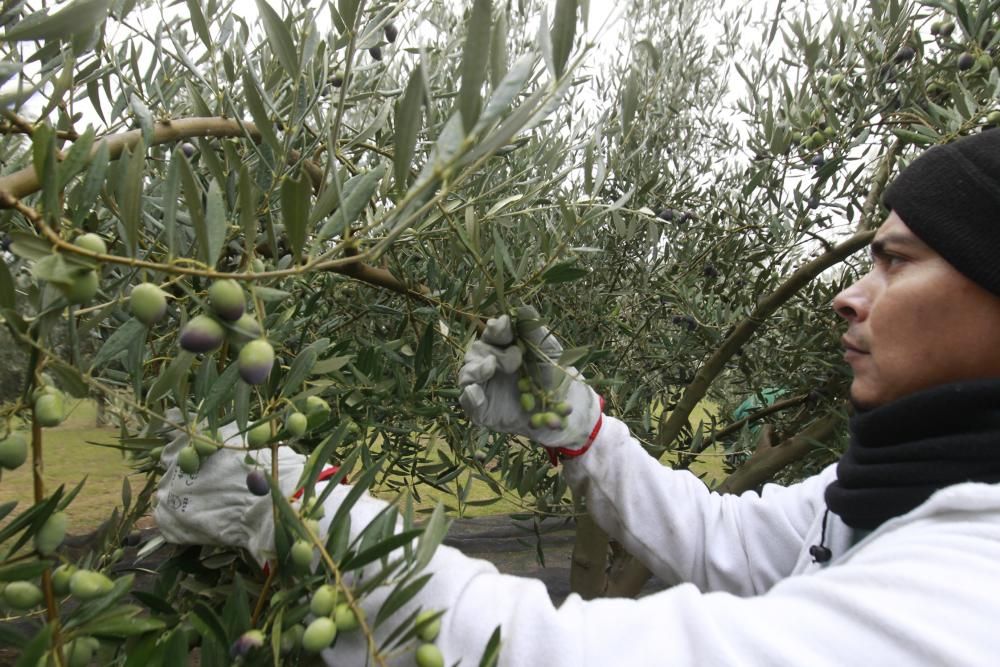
[154,411,307,565]
[458,308,602,450]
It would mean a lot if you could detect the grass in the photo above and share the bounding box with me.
[0,400,148,534]
[0,399,729,535]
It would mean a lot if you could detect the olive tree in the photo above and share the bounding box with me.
[0,0,596,663]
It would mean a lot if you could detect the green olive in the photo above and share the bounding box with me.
[73,233,107,255]
[34,391,65,427]
[414,610,441,642]
[305,396,330,416]
[192,436,219,457]
[286,412,308,437]
[69,569,114,600]
[280,624,305,653]
[229,313,262,344]
[247,422,273,449]
[59,269,100,305]
[35,511,67,555]
[290,539,314,573]
[130,282,168,325]
[334,602,361,631]
[66,636,100,667]
[415,642,445,667]
[3,581,43,609]
[301,616,337,652]
[0,432,28,469]
[310,584,337,616]
[177,445,201,475]
[553,401,573,416]
[52,564,76,595]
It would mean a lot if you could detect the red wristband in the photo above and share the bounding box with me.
[291,465,347,500]
[545,396,605,465]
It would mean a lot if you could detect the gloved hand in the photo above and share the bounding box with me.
[458,307,602,451]
[153,410,308,565]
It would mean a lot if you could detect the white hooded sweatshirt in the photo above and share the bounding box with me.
[155,415,1000,666]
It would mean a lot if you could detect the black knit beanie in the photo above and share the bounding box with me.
[882,130,1000,296]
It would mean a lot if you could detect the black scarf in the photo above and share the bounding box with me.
[825,379,1000,530]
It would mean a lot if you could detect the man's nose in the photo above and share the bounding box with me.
[832,276,870,322]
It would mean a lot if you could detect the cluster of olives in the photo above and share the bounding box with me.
[175,397,326,477]
[228,593,366,657]
[412,610,445,667]
[930,20,955,38]
[367,21,398,62]
[792,109,837,155]
[3,562,111,608]
[175,430,220,475]
[956,50,993,72]
[174,279,275,383]
[928,18,991,74]
[517,374,573,431]
[299,588,364,653]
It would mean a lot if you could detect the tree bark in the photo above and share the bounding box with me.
[568,500,609,600]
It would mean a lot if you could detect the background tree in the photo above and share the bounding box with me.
[0,0,997,663]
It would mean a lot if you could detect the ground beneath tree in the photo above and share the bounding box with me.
[443,515,665,604]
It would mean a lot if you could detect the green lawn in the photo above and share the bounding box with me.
[0,400,145,534]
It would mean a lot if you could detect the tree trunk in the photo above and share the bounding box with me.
[568,496,609,599]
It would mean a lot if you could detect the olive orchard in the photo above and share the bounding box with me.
[0,0,998,663]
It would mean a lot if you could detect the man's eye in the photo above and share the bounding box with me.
[881,253,907,268]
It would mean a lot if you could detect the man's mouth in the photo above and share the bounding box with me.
[841,337,869,356]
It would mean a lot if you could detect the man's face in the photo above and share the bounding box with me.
[832,212,1000,409]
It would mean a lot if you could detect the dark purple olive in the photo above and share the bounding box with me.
[383,22,398,43]
[957,52,975,71]
[810,154,826,168]
[179,315,225,353]
[657,208,675,221]
[180,143,196,158]
[893,46,915,64]
[369,46,382,61]
[239,339,275,384]
[247,470,270,496]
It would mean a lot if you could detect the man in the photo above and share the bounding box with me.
[156,130,1000,665]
